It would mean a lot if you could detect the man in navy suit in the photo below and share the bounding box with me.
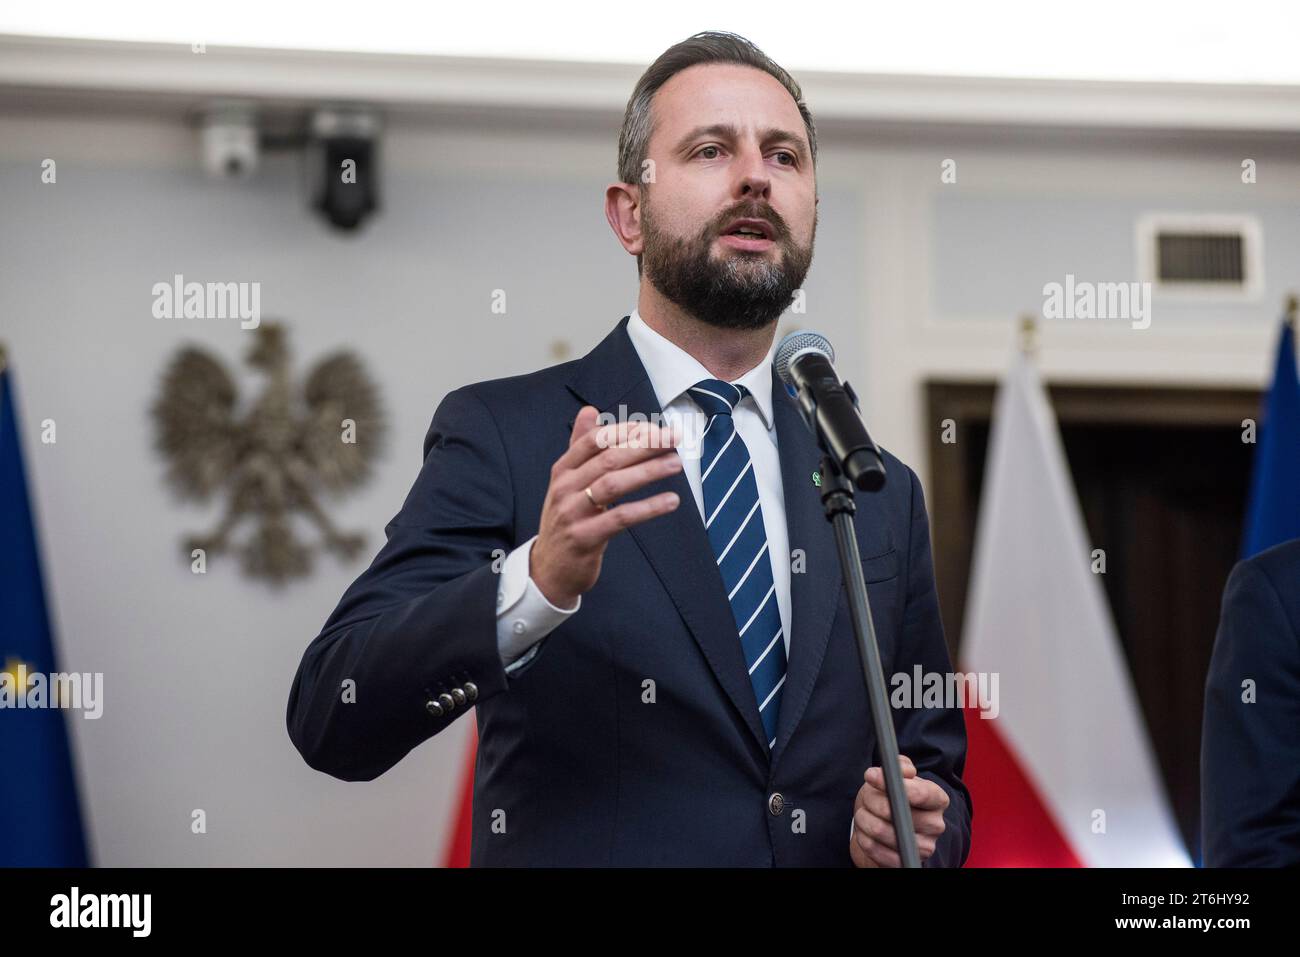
[1202,537,1300,866]
[287,31,970,867]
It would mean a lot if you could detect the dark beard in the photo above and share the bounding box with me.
[641,200,814,331]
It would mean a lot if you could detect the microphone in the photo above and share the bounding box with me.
[774,331,886,492]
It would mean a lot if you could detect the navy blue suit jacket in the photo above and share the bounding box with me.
[1202,537,1300,866]
[286,317,971,866]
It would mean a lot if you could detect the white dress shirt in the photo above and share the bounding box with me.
[496,308,791,675]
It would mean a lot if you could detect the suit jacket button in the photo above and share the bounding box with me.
[768,792,785,816]
[463,681,479,702]
[425,699,445,717]
[438,692,456,712]
[450,687,467,706]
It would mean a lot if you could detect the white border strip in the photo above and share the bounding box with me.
[4,34,1300,133]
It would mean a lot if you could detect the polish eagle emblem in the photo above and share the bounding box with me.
[151,322,385,584]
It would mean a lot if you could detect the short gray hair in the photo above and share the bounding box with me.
[617,32,817,273]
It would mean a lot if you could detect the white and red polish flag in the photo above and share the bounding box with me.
[959,351,1189,867]
[441,723,476,868]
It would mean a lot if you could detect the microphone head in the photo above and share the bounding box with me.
[774,330,835,387]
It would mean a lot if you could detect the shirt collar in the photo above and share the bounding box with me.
[626,308,776,430]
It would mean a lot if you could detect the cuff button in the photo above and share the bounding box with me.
[450,688,467,706]
[438,693,456,712]
[464,682,479,702]
[425,699,445,717]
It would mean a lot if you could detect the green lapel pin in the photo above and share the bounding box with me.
[811,470,822,487]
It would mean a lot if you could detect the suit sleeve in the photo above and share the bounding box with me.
[891,464,973,867]
[1201,558,1300,866]
[286,385,525,781]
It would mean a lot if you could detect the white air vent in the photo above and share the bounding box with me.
[1136,213,1263,301]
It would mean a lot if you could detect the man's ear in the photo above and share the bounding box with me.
[605,182,644,257]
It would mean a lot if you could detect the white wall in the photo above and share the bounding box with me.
[836,133,1297,475]
[1,101,1294,865]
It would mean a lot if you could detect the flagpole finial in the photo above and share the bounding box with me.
[1019,314,1039,358]
[1286,294,1298,329]
[0,341,7,374]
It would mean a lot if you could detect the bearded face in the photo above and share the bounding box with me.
[640,191,816,331]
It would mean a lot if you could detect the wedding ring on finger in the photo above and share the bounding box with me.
[584,486,606,512]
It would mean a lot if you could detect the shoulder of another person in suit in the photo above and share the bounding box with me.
[1228,538,1300,635]
[1239,537,1300,588]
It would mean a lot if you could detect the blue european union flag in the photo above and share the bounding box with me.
[1241,319,1300,558]
[0,359,90,866]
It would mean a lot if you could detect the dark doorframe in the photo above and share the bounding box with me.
[925,379,1260,854]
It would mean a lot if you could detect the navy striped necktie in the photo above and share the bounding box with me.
[688,379,786,751]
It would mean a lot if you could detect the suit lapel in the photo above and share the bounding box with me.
[770,368,844,763]
[566,318,771,758]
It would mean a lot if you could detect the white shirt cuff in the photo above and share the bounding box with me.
[496,535,580,671]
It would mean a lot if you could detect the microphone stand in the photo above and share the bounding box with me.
[817,453,921,869]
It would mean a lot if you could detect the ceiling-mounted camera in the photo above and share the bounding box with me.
[200,104,260,180]
[308,109,381,232]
